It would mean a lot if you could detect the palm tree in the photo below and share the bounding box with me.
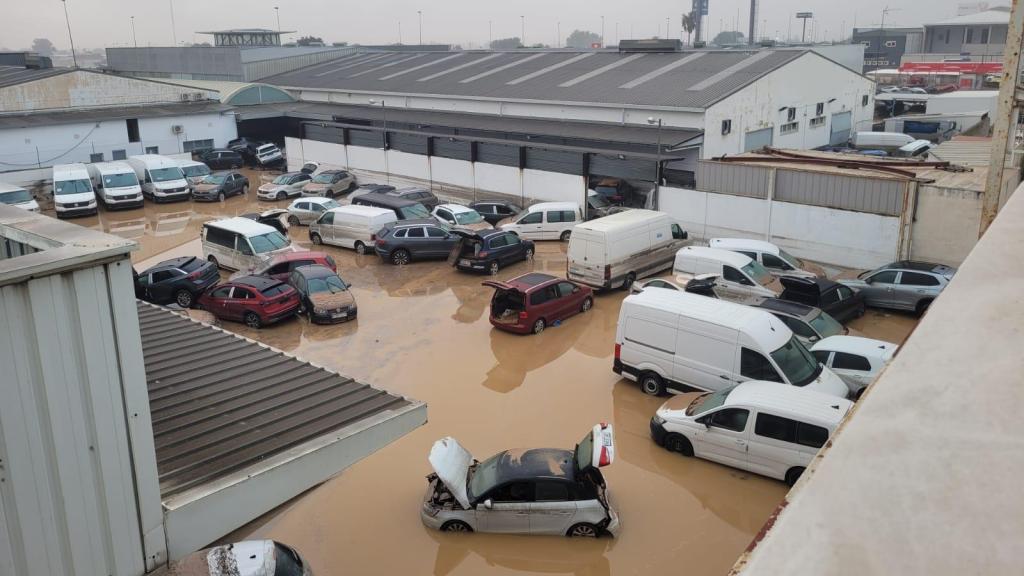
[682,12,697,47]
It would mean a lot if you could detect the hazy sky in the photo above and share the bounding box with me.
[1,0,999,51]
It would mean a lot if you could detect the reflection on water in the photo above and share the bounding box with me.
[429,531,613,576]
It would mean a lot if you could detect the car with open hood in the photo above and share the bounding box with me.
[258,172,312,201]
[422,424,619,537]
[484,273,594,335]
[168,539,313,576]
[673,246,782,304]
[837,261,956,315]
[287,264,357,324]
[191,171,249,202]
[779,276,865,324]
[448,229,534,275]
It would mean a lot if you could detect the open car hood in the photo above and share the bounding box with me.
[428,437,473,509]
[449,229,484,240]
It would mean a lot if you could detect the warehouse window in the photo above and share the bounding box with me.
[89,153,104,163]
[816,102,824,116]
[780,122,800,135]
[787,107,797,122]
[183,139,214,153]
[112,149,127,160]
[809,116,826,128]
[126,119,140,143]
[721,119,732,135]
[981,28,990,44]
[862,95,870,106]
[145,146,159,154]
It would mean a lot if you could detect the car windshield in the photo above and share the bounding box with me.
[54,179,92,195]
[307,275,348,294]
[742,260,774,287]
[258,145,279,155]
[201,173,228,184]
[595,186,618,196]
[808,311,845,339]
[103,173,138,188]
[312,173,338,183]
[321,200,341,210]
[272,174,293,185]
[770,336,822,387]
[149,167,184,183]
[779,249,803,269]
[402,203,430,219]
[0,189,32,204]
[181,165,210,178]
[859,265,888,279]
[468,452,503,501]
[248,232,290,253]
[685,387,733,416]
[589,194,611,208]
[454,210,484,225]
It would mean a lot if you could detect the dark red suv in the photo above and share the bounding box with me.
[484,273,594,335]
[197,276,300,328]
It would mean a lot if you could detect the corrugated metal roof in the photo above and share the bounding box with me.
[930,137,994,168]
[263,49,808,110]
[0,101,231,129]
[136,302,415,499]
[0,65,70,89]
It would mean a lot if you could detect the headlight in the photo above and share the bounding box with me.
[422,501,440,517]
[652,414,666,425]
[313,306,326,314]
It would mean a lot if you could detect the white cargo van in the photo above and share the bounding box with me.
[308,205,397,254]
[176,159,212,189]
[850,131,915,150]
[52,163,97,218]
[87,162,144,209]
[709,238,824,278]
[674,246,782,303]
[498,201,582,241]
[202,217,295,271]
[568,209,689,290]
[613,288,849,398]
[651,380,853,485]
[127,155,190,203]
[0,182,39,212]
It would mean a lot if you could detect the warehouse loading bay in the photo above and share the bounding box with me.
[59,170,914,575]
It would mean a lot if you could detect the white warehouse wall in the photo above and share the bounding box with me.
[703,52,876,158]
[0,71,217,112]
[136,113,237,157]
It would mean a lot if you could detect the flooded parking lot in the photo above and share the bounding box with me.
[70,187,918,576]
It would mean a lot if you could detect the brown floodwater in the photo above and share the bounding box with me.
[92,191,916,576]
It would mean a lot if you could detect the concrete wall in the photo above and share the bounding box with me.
[704,52,876,158]
[0,71,217,112]
[910,184,984,266]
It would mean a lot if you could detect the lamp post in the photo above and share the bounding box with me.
[601,15,606,47]
[647,116,663,202]
[557,22,561,48]
[130,16,137,48]
[61,0,78,68]
[489,20,493,47]
[418,10,423,45]
[274,6,281,33]
[521,16,525,47]
[369,99,390,184]
[168,0,178,46]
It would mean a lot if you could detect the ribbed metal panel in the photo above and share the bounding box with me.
[525,148,584,175]
[390,133,428,155]
[432,138,472,161]
[697,160,770,199]
[775,170,905,216]
[242,49,354,81]
[589,153,657,181]
[348,129,383,148]
[303,123,346,145]
[1,237,38,260]
[477,142,520,167]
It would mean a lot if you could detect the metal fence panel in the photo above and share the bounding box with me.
[477,142,520,167]
[303,124,345,145]
[775,169,905,216]
[390,133,428,155]
[589,154,657,182]
[525,148,584,175]
[433,138,472,161]
[696,161,770,199]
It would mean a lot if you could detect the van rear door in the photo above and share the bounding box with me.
[567,233,606,287]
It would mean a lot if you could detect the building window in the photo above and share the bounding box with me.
[112,149,127,160]
[787,107,797,122]
[145,146,159,154]
[816,102,824,116]
[780,121,800,135]
[884,40,897,48]
[183,139,214,153]
[944,30,950,43]
[89,152,104,163]
[861,41,871,47]
[965,29,974,44]
[126,119,140,143]
[809,116,826,128]
[721,119,732,135]
[981,28,990,44]
[862,95,870,107]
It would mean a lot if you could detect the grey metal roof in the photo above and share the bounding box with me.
[239,46,354,63]
[137,302,418,499]
[263,49,808,110]
[0,101,231,129]
[0,65,70,89]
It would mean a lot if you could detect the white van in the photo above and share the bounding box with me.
[850,131,915,150]
[52,163,97,218]
[674,246,782,303]
[498,201,583,241]
[651,380,853,485]
[176,159,212,189]
[568,209,689,290]
[613,288,850,398]
[0,182,39,212]
[87,162,144,209]
[709,238,824,278]
[127,155,190,203]
[308,205,397,254]
[202,217,295,271]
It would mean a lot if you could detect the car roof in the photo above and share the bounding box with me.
[436,203,473,213]
[89,161,134,173]
[471,199,518,206]
[175,159,205,168]
[328,205,395,217]
[887,261,955,274]
[811,335,899,360]
[724,381,853,425]
[491,448,575,484]
[294,196,337,205]
[755,298,816,318]
[575,209,666,232]
[710,238,782,255]
[525,202,579,212]
[276,171,304,177]
[391,218,442,227]
[507,273,559,290]
[781,275,841,291]
[292,264,336,278]
[355,192,418,207]
[206,148,238,153]
[205,216,277,235]
[677,246,753,268]
[391,187,430,194]
[146,256,198,272]
[318,169,347,175]
[231,275,284,290]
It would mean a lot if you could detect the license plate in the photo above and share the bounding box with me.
[459,259,470,266]
[332,312,348,319]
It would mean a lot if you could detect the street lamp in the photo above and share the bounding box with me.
[130,16,137,48]
[601,15,605,47]
[168,0,178,46]
[418,10,423,45]
[647,116,663,202]
[61,0,78,68]
[521,16,525,47]
[369,99,390,184]
[274,7,281,33]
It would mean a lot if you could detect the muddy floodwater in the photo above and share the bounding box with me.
[67,184,917,576]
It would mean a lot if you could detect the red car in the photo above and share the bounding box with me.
[241,250,337,282]
[484,273,594,335]
[197,276,301,328]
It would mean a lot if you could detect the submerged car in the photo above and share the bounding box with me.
[485,273,594,335]
[448,229,534,275]
[258,172,312,201]
[134,256,219,308]
[169,539,313,576]
[374,219,459,265]
[191,171,249,202]
[301,169,355,198]
[811,335,899,398]
[422,424,619,537]
[232,250,337,282]
[287,197,340,226]
[779,276,865,324]
[197,276,300,328]
[287,264,357,324]
[837,261,956,315]
[432,203,492,231]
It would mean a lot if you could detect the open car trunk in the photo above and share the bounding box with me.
[779,276,821,306]
[573,424,615,511]
[482,281,524,325]
[447,230,484,265]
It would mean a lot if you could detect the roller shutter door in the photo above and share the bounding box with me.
[589,154,656,181]
[433,138,472,161]
[303,124,345,145]
[525,148,584,175]
[390,133,428,155]
[830,112,852,145]
[477,142,520,167]
[348,129,383,148]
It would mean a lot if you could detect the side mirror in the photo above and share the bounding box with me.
[809,335,820,343]
[573,286,580,293]
[483,499,493,510]
[863,277,874,285]
[697,418,709,429]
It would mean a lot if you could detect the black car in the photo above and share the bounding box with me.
[374,219,458,265]
[779,276,866,324]
[448,229,535,275]
[199,148,244,170]
[191,171,249,202]
[470,200,522,226]
[386,187,440,211]
[227,137,265,164]
[240,209,289,235]
[134,256,219,308]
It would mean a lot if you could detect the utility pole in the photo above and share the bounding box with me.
[521,15,525,47]
[601,16,606,47]
[61,0,78,67]
[981,0,1024,235]
[398,20,402,44]
[130,16,137,48]
[274,7,281,33]
[418,10,423,45]
[168,0,178,46]
[749,0,757,45]
[488,20,492,47]
[878,7,899,69]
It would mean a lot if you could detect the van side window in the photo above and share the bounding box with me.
[754,413,797,443]
[236,236,253,255]
[832,352,871,371]
[707,408,749,432]
[546,211,563,223]
[519,212,543,224]
[206,226,234,248]
[741,348,783,382]
[671,224,686,240]
[560,210,577,223]
[724,266,753,286]
[796,422,829,448]
[319,212,334,225]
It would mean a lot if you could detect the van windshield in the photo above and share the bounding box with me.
[149,167,184,183]
[249,232,290,253]
[686,387,734,416]
[770,336,822,387]
[0,189,32,204]
[103,173,139,188]
[54,179,92,195]
[181,164,211,178]
[400,203,430,219]
[742,260,774,287]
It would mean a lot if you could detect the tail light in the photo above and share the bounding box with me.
[598,446,612,467]
[614,343,621,360]
[187,270,202,280]
[604,265,611,281]
[518,311,528,320]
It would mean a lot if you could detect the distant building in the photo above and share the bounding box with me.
[922,6,1010,61]
[852,27,924,72]
[198,28,293,47]
[105,45,355,82]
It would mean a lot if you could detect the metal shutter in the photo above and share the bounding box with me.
[477,142,520,167]
[348,129,383,148]
[589,154,657,181]
[525,148,584,175]
[390,133,428,155]
[743,127,774,152]
[830,112,853,145]
[304,124,345,145]
[433,138,472,161]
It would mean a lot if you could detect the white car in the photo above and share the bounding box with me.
[258,172,312,201]
[709,238,825,279]
[432,203,492,231]
[287,197,340,226]
[630,274,724,298]
[171,540,313,575]
[422,424,620,538]
[811,335,898,398]
[498,202,583,241]
[255,143,284,166]
[0,182,39,212]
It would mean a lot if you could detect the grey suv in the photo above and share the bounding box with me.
[839,261,956,315]
[374,219,458,265]
[387,187,439,210]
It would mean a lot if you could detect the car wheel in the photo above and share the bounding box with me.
[276,191,286,201]
[488,261,500,275]
[581,297,593,313]
[567,523,599,538]
[785,467,805,487]
[915,299,933,316]
[664,433,694,457]
[532,318,546,334]
[560,230,572,242]
[288,215,300,226]
[441,520,473,533]
[354,241,367,255]
[217,191,225,202]
[622,272,636,291]
[326,189,335,198]
[242,185,249,195]
[207,255,219,268]
[311,233,322,245]
[524,248,534,261]
[639,372,665,396]
[391,249,411,266]
[243,311,262,329]
[175,289,194,309]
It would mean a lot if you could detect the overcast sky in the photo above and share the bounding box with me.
[1,0,999,51]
